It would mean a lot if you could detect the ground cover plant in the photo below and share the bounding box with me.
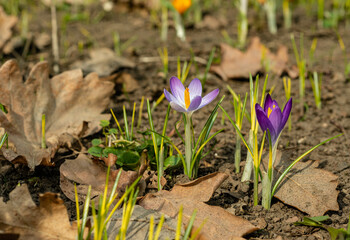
[0,0,350,239]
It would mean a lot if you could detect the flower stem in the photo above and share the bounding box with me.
[185,113,192,177]
[174,11,186,41]
[235,134,241,173]
[253,166,259,206]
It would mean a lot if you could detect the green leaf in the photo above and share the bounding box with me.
[108,128,118,134]
[164,155,181,170]
[0,102,7,114]
[327,227,350,240]
[91,138,102,146]
[100,120,110,128]
[88,146,104,157]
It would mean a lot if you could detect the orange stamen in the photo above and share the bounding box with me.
[267,105,276,118]
[184,88,190,109]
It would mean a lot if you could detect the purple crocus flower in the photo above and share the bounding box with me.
[164,76,219,114]
[255,94,292,145]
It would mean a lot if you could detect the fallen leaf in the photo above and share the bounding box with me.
[0,184,86,240]
[60,154,144,202]
[72,48,135,77]
[105,205,181,239]
[0,60,114,169]
[210,37,291,80]
[0,7,17,51]
[262,150,339,216]
[139,172,258,239]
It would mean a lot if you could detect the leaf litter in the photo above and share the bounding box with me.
[261,150,339,216]
[0,60,114,169]
[0,184,87,240]
[139,172,258,239]
[210,37,297,80]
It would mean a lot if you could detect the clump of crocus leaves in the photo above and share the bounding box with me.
[221,89,342,209]
[164,76,222,179]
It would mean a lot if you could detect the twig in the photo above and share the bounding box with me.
[139,56,208,65]
[51,0,60,74]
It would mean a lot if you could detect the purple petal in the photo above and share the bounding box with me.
[170,101,187,112]
[280,98,292,132]
[164,89,176,102]
[264,94,273,113]
[198,89,219,109]
[255,104,277,140]
[170,76,185,104]
[188,78,202,100]
[187,96,202,112]
[268,105,282,135]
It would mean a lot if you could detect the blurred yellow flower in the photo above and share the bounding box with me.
[172,0,191,14]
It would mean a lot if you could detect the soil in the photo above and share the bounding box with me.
[1,1,350,239]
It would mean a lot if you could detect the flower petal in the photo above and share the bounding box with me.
[198,89,219,109]
[255,104,277,141]
[170,76,185,104]
[164,89,176,102]
[188,78,202,100]
[264,94,273,113]
[268,105,282,135]
[187,96,202,112]
[280,98,292,132]
[170,101,187,112]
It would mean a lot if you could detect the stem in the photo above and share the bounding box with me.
[161,4,168,42]
[283,0,291,29]
[238,0,248,47]
[241,129,254,182]
[185,113,192,177]
[265,0,277,34]
[41,114,46,149]
[174,11,186,41]
[262,171,271,209]
[253,166,259,206]
[158,147,164,190]
[235,134,241,173]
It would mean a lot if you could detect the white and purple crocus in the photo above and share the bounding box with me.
[164,77,219,115]
[255,94,292,146]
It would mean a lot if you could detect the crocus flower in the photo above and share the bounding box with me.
[164,76,219,114]
[255,94,292,145]
[172,0,191,14]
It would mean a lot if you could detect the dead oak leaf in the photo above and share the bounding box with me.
[139,172,258,240]
[0,6,17,51]
[210,37,289,80]
[0,184,86,240]
[0,60,114,169]
[262,150,339,216]
[60,154,144,203]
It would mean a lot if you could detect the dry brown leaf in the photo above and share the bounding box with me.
[262,150,339,216]
[0,60,114,169]
[0,184,86,240]
[210,37,290,80]
[60,154,143,202]
[72,48,135,77]
[139,172,258,240]
[0,7,17,51]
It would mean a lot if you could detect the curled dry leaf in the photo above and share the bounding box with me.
[262,150,339,216]
[60,154,145,202]
[71,48,135,77]
[0,7,17,52]
[0,60,114,169]
[139,172,258,240]
[105,205,182,239]
[0,184,86,240]
[210,37,292,80]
